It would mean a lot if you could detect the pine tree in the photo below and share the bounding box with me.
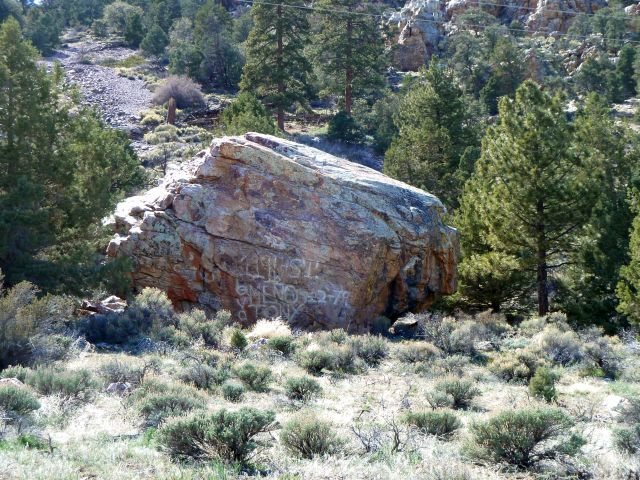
[480,36,525,114]
[125,10,145,48]
[459,81,600,315]
[383,63,479,208]
[194,0,242,88]
[221,92,278,135]
[617,193,640,325]
[240,0,311,131]
[559,94,638,329]
[617,44,636,99]
[0,18,141,289]
[141,24,168,55]
[313,0,384,116]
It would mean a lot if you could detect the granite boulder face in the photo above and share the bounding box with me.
[107,133,458,331]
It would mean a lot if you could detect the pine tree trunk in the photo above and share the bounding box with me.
[536,199,549,316]
[276,4,285,131]
[345,15,353,116]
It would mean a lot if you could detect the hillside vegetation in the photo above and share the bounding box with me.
[3,0,640,478]
[1,288,640,479]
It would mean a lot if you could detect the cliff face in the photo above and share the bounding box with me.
[107,133,459,331]
[386,0,607,71]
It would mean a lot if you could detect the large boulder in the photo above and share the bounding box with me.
[107,133,458,331]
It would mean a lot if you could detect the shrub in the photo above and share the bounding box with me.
[29,334,74,365]
[152,75,205,109]
[537,326,585,366]
[178,309,225,347]
[128,287,177,333]
[99,359,151,387]
[0,385,40,417]
[349,335,389,366]
[420,315,487,357]
[280,415,344,459]
[229,328,248,351]
[221,93,278,136]
[428,355,471,377]
[449,320,490,357]
[327,111,362,143]
[141,112,163,127]
[267,335,295,356]
[298,349,334,375]
[247,318,292,339]
[103,1,143,34]
[528,366,559,403]
[618,397,640,425]
[138,391,207,427]
[614,425,640,454]
[582,329,620,379]
[0,365,30,383]
[91,19,108,37]
[221,381,245,402]
[285,376,322,402]
[297,345,360,375]
[82,290,225,347]
[179,364,221,391]
[234,362,271,392]
[328,329,348,344]
[15,433,48,450]
[25,368,97,402]
[426,391,454,409]
[432,378,480,410]
[0,281,74,369]
[397,342,441,364]
[143,124,179,145]
[489,348,544,383]
[124,11,144,48]
[402,410,461,438]
[469,408,580,469]
[158,408,276,462]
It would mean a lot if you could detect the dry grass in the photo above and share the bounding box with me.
[246,318,292,340]
[1,314,639,480]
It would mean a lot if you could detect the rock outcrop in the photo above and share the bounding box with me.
[386,0,607,71]
[107,133,458,332]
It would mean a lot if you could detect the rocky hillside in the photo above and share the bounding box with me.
[387,0,609,70]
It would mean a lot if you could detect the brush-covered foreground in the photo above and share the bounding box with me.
[1,291,640,479]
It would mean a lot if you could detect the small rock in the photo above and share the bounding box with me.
[106,382,132,396]
[248,338,269,350]
[390,315,421,338]
[0,378,26,389]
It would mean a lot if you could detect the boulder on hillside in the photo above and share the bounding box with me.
[107,133,458,332]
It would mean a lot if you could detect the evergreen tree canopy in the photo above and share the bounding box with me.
[617,193,640,326]
[312,0,385,116]
[559,95,639,329]
[193,0,242,88]
[383,63,479,208]
[141,23,169,55]
[240,0,312,130]
[0,18,142,290]
[459,81,600,315]
[221,92,278,135]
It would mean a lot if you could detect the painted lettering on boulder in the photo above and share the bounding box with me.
[231,254,350,322]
